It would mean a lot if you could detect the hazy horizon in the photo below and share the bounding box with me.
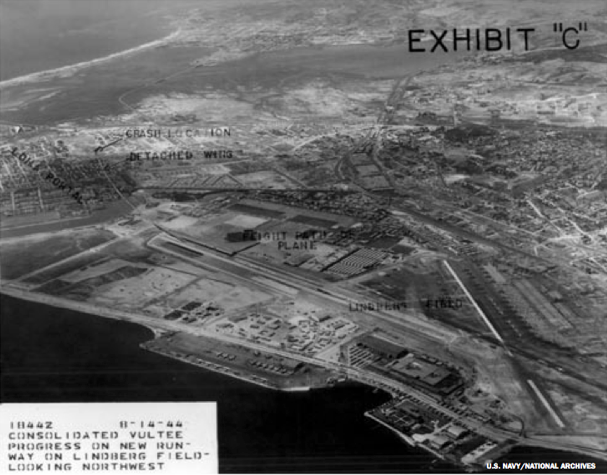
[0,0,198,81]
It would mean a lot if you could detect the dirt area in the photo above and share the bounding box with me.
[449,336,550,432]
[403,58,607,127]
[546,384,607,433]
[165,276,273,313]
[523,359,607,436]
[100,232,157,261]
[273,79,365,117]
[135,92,259,124]
[58,258,134,283]
[532,435,607,453]
[160,215,199,231]
[90,266,197,310]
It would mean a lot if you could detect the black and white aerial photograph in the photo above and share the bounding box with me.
[1,0,606,474]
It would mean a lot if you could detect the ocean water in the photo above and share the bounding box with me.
[2,294,605,473]
[0,294,456,473]
[0,0,197,81]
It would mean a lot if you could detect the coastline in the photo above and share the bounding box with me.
[0,285,320,396]
[0,284,160,334]
[142,342,312,393]
[5,287,606,470]
[364,412,455,464]
[0,286,444,465]
[0,28,182,90]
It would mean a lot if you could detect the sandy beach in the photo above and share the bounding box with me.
[0,27,182,90]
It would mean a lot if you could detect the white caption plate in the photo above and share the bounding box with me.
[0,403,218,475]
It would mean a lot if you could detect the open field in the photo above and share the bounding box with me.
[0,201,135,239]
[0,227,116,280]
[22,255,109,286]
[57,258,141,283]
[90,266,196,310]
[163,276,273,312]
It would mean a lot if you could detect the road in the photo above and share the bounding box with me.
[150,231,459,343]
[154,226,607,396]
[3,220,606,461]
[4,282,606,463]
[0,283,510,444]
[147,233,601,439]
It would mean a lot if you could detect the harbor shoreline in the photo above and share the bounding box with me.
[364,412,459,463]
[0,285,321,396]
[142,343,313,393]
